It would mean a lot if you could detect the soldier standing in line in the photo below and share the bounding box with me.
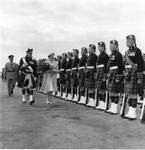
[59,53,67,98]
[85,44,98,107]
[65,52,73,100]
[123,35,144,120]
[71,49,80,102]
[95,42,109,110]
[4,55,19,96]
[56,55,62,97]
[106,40,125,114]
[78,47,88,104]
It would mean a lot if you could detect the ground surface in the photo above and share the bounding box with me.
[0,79,145,149]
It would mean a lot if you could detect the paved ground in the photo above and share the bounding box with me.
[1,79,145,149]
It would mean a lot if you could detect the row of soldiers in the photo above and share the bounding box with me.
[3,34,145,121]
[51,35,145,121]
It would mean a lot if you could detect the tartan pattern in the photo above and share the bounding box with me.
[85,69,95,90]
[66,71,71,86]
[71,70,78,88]
[66,71,72,93]
[17,72,36,89]
[59,71,66,85]
[124,69,144,95]
[57,78,60,91]
[107,69,124,93]
[78,69,86,88]
[95,68,106,91]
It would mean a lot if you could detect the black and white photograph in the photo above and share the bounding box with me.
[0,0,145,149]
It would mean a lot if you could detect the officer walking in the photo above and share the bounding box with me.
[17,48,37,105]
[4,55,19,96]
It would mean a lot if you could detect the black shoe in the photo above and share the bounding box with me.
[11,89,13,95]
[128,117,136,121]
[120,115,128,119]
[8,90,11,96]
[29,99,35,105]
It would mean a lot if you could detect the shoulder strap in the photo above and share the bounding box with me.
[125,51,137,71]
[22,57,28,65]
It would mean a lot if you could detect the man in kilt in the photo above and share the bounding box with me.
[123,35,144,120]
[17,48,37,105]
[65,52,73,100]
[78,47,88,104]
[106,40,125,114]
[59,53,67,98]
[85,44,98,107]
[71,49,80,101]
[95,42,109,110]
[56,55,62,97]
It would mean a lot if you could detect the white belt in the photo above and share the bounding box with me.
[125,64,137,69]
[110,66,118,70]
[72,67,77,71]
[79,66,85,70]
[87,66,94,69]
[125,65,132,69]
[60,69,65,71]
[66,69,71,72]
[96,64,104,68]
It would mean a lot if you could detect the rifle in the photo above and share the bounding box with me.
[104,90,109,111]
[104,76,110,111]
[120,93,128,118]
[95,89,99,107]
[140,97,145,123]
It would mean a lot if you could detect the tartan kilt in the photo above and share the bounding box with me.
[137,73,145,95]
[85,69,95,90]
[57,78,60,90]
[124,69,144,95]
[59,71,66,85]
[66,71,71,87]
[17,72,36,89]
[107,70,124,93]
[78,69,86,88]
[95,68,106,91]
[71,70,78,88]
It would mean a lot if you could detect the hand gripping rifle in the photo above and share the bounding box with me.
[119,70,128,118]
[120,93,128,118]
[104,74,109,111]
[140,89,145,123]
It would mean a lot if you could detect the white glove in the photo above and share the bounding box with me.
[28,66,33,72]
[22,63,27,67]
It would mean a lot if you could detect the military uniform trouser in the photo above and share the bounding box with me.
[7,79,17,94]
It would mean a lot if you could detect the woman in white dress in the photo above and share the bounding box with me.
[40,53,58,104]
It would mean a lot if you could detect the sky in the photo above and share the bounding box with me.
[0,0,145,70]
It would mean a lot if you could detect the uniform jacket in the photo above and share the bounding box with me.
[79,54,88,67]
[97,51,109,73]
[125,47,144,72]
[5,62,18,79]
[109,50,125,74]
[19,56,37,77]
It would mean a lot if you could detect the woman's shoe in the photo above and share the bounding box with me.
[46,101,52,104]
